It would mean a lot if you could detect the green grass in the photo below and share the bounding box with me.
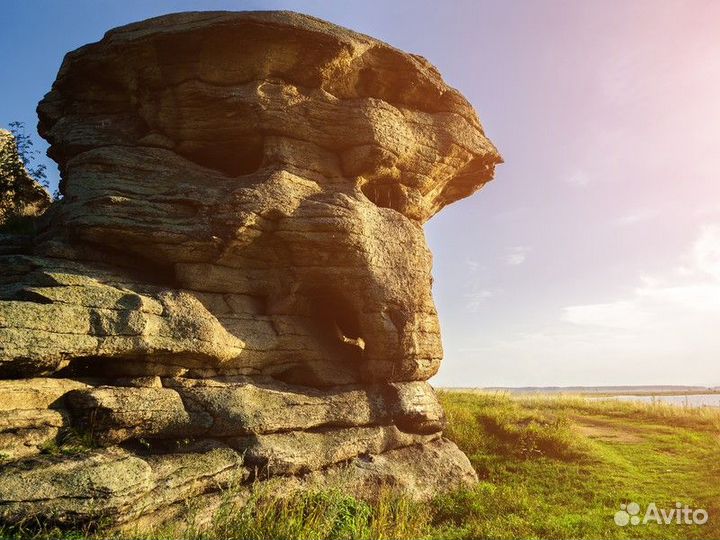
[438,392,720,539]
[38,428,96,457]
[2,392,719,539]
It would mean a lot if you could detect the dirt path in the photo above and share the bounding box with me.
[571,415,645,443]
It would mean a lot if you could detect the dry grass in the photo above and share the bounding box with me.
[2,392,719,539]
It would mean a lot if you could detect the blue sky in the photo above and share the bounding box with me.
[3,1,720,387]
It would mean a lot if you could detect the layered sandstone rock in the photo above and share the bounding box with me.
[0,11,500,529]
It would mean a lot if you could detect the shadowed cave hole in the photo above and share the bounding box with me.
[54,356,107,379]
[179,138,264,177]
[361,180,404,212]
[274,289,366,387]
[315,290,365,354]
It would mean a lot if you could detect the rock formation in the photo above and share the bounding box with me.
[0,11,501,529]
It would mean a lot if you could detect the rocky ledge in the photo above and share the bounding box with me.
[0,11,500,529]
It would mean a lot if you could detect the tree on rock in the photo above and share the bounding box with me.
[0,123,51,229]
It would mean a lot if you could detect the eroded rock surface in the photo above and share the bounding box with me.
[0,10,499,529]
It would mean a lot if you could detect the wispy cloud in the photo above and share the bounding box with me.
[614,207,660,226]
[504,246,530,266]
[693,224,720,280]
[562,300,649,329]
[448,225,720,387]
[465,258,482,274]
[463,258,495,312]
[465,289,495,313]
[565,170,591,188]
[563,223,720,330]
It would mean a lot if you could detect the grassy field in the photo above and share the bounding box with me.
[436,392,720,539]
[3,392,719,539]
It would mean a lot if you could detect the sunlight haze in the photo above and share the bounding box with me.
[2,0,719,387]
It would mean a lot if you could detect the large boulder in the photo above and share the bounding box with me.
[0,11,500,529]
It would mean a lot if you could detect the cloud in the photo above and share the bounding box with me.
[562,223,720,334]
[465,259,481,274]
[562,300,650,329]
[504,246,530,266]
[565,170,591,187]
[614,207,660,226]
[465,289,495,313]
[692,224,720,280]
[443,224,720,387]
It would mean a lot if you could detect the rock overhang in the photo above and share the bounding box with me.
[38,10,501,223]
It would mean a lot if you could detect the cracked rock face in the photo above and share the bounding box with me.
[0,11,499,529]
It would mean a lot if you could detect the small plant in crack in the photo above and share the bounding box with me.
[40,429,97,457]
[138,437,151,450]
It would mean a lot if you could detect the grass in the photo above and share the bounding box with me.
[437,392,720,539]
[38,429,96,457]
[0,490,429,540]
[1,392,719,539]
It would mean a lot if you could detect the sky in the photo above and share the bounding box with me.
[2,1,720,387]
